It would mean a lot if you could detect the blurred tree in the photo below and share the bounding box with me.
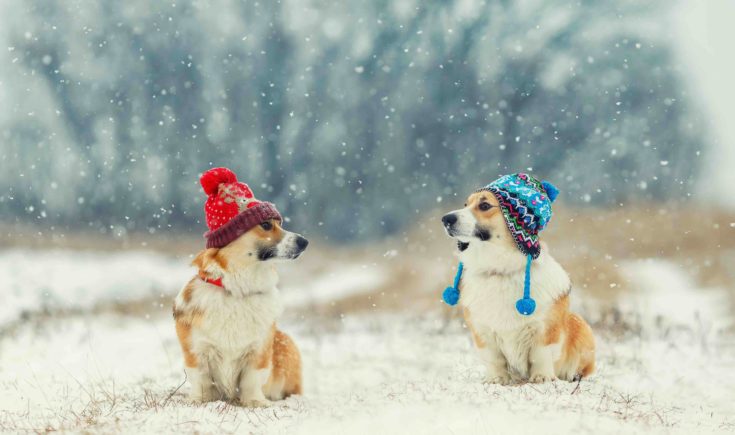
[0,0,704,241]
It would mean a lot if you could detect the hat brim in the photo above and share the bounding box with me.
[480,187,541,259]
[204,201,282,249]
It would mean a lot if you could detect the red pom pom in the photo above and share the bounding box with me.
[200,167,237,195]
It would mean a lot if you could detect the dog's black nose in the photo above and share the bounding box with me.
[442,214,458,227]
[296,236,309,251]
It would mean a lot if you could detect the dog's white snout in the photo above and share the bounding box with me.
[276,231,309,259]
[443,208,477,239]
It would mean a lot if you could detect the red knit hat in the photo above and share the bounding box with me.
[200,167,282,248]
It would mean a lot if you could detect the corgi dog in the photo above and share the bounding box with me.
[173,218,308,407]
[173,167,308,406]
[442,189,595,384]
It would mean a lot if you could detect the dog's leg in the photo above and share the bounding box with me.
[186,366,217,402]
[464,311,511,385]
[481,349,512,385]
[263,329,302,400]
[477,337,511,385]
[529,344,556,383]
[238,364,271,408]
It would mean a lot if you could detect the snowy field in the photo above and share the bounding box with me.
[0,248,734,434]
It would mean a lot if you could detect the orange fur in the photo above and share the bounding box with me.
[192,248,227,274]
[563,313,596,377]
[182,279,196,303]
[173,280,205,369]
[462,307,486,348]
[468,192,503,225]
[213,249,228,270]
[175,318,198,368]
[254,325,276,370]
[543,295,569,346]
[266,329,303,397]
[543,295,595,379]
[251,221,285,243]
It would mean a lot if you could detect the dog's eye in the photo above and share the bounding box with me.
[260,221,273,231]
[479,202,493,211]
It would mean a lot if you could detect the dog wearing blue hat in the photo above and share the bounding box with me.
[441,173,595,384]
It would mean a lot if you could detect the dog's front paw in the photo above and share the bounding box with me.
[241,399,272,408]
[189,389,217,403]
[529,373,556,384]
[484,374,512,385]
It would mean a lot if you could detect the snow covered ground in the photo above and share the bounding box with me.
[0,249,191,328]
[0,249,733,433]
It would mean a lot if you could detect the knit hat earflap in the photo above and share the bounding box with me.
[482,173,559,315]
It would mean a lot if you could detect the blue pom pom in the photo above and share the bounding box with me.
[443,286,460,306]
[541,181,559,203]
[516,297,536,315]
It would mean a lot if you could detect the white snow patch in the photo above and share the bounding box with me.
[620,258,729,330]
[0,249,191,327]
[1,251,733,433]
[282,264,387,308]
[0,313,733,433]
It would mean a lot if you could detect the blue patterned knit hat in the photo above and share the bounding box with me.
[481,173,558,259]
[482,173,558,315]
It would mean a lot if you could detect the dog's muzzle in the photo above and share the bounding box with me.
[292,236,309,258]
[442,213,458,236]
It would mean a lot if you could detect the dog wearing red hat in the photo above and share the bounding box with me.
[173,167,309,407]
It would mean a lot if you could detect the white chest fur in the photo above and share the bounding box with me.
[461,272,544,332]
[458,248,570,378]
[195,290,281,396]
[192,289,282,356]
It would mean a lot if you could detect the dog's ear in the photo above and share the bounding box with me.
[192,248,227,274]
[191,249,210,270]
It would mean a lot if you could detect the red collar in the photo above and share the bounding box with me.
[199,274,266,297]
[199,273,224,288]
